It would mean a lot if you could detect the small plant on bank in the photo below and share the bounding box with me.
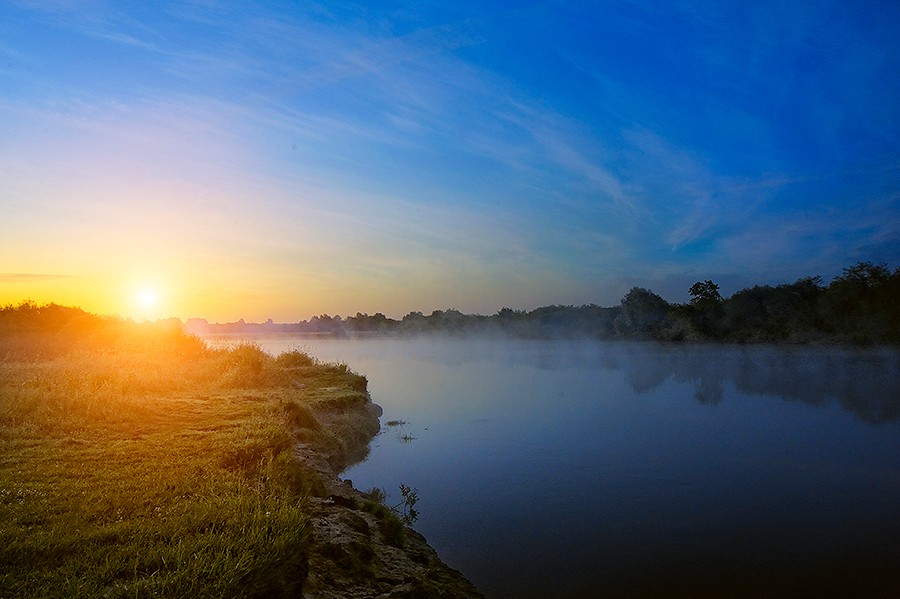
[394,483,419,526]
[364,487,388,505]
[364,484,419,526]
[361,483,420,546]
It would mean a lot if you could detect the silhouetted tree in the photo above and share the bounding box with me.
[680,280,724,338]
[722,276,824,342]
[614,287,671,337]
[821,262,900,342]
[689,280,723,307]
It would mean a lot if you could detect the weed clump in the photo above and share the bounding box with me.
[275,350,317,368]
[359,484,420,547]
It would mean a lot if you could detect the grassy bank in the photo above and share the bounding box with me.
[0,303,374,597]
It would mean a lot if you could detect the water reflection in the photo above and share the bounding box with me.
[601,344,900,423]
[451,341,899,423]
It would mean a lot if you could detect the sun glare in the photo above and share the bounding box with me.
[132,284,164,320]
[138,288,158,308]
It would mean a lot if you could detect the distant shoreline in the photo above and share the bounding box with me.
[182,262,899,345]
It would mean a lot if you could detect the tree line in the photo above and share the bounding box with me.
[185,261,899,344]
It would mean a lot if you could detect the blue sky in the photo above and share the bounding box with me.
[1,1,898,321]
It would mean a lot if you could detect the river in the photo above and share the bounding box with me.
[212,335,900,597]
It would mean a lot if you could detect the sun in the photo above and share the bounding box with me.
[131,283,165,320]
[137,287,158,309]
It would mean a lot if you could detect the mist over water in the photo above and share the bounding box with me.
[230,335,900,597]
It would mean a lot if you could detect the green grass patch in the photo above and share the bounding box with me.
[0,303,370,597]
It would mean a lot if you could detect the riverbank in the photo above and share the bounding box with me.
[292,368,481,598]
[0,304,480,597]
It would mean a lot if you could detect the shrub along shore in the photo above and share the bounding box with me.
[0,303,481,598]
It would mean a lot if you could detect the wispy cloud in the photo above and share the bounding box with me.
[266,21,483,98]
[9,0,164,50]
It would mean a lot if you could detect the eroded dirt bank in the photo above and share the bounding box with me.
[300,399,483,598]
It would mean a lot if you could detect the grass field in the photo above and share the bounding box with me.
[0,303,372,597]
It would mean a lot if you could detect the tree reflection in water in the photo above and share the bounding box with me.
[602,343,900,423]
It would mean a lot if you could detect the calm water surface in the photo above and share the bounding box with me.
[226,336,900,597]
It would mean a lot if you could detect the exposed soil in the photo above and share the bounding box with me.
[299,401,483,598]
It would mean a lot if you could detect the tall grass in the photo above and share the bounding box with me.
[0,302,370,597]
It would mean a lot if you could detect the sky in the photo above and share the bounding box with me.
[1,1,899,322]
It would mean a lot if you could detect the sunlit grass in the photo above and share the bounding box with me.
[0,302,370,597]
